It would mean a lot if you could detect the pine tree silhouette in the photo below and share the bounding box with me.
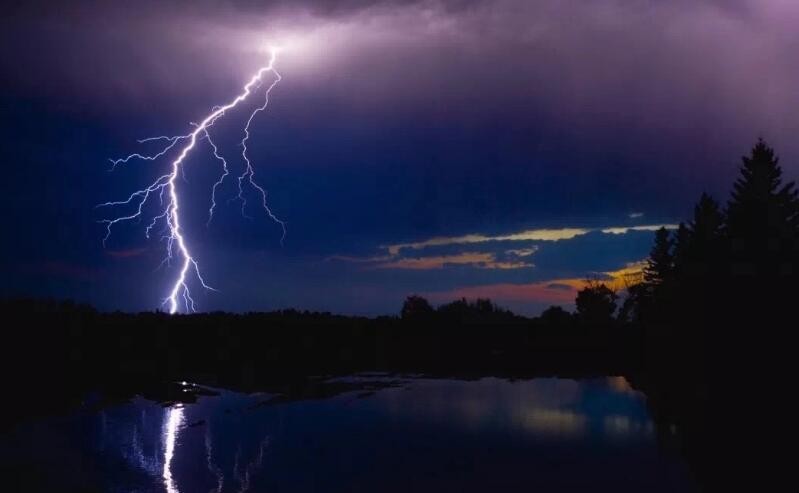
[726,139,799,277]
[643,227,674,286]
[680,193,724,278]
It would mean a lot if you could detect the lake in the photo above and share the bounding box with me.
[1,375,697,492]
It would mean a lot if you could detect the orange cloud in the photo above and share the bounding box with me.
[506,247,539,257]
[382,224,677,256]
[383,228,589,255]
[426,280,581,305]
[423,261,646,306]
[601,260,646,290]
[374,252,533,270]
[329,220,665,275]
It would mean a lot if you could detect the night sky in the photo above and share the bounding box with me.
[2,0,798,315]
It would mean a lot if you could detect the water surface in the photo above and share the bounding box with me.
[2,376,696,492]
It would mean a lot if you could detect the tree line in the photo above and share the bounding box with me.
[395,140,798,491]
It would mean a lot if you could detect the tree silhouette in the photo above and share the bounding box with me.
[625,140,799,491]
[575,280,617,324]
[690,193,724,245]
[618,282,647,324]
[401,295,434,320]
[540,305,573,326]
[671,222,691,269]
[726,139,799,277]
[436,297,515,323]
[672,193,724,285]
[643,227,674,287]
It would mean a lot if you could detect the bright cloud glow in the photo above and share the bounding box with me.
[382,224,676,257]
[383,228,591,256]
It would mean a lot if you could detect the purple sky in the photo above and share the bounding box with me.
[2,0,798,315]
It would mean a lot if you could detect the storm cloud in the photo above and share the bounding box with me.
[2,0,798,314]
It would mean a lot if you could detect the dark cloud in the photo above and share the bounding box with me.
[545,283,573,292]
[2,0,798,314]
[32,261,103,282]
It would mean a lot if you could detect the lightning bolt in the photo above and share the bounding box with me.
[98,48,285,314]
